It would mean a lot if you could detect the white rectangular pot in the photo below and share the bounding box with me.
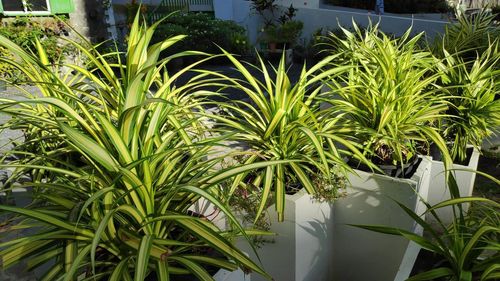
[331,156,432,281]
[237,189,334,281]
[214,268,251,281]
[427,146,480,226]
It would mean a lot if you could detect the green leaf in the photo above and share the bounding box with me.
[204,160,297,186]
[427,197,499,214]
[406,267,454,281]
[156,261,169,281]
[63,244,92,281]
[109,258,131,281]
[254,165,274,223]
[60,123,120,172]
[169,257,214,281]
[0,205,92,237]
[135,235,153,281]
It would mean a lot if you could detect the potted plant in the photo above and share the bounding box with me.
[354,174,500,281]
[321,23,451,281]
[427,15,500,225]
[252,1,302,53]
[0,15,272,281]
[205,50,368,280]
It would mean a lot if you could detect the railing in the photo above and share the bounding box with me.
[148,0,214,23]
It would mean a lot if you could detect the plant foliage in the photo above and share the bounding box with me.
[322,23,451,169]
[207,51,368,222]
[353,175,500,281]
[437,45,500,162]
[0,15,271,281]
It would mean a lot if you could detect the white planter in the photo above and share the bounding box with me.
[214,268,251,281]
[331,156,432,281]
[189,197,227,230]
[427,146,480,226]
[237,189,334,281]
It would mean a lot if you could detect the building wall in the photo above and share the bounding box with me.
[69,0,109,42]
[226,0,449,46]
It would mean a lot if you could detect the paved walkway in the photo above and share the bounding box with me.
[0,86,35,154]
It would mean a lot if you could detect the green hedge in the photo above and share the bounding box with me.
[0,17,69,63]
[151,13,249,56]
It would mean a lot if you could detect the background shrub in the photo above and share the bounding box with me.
[0,17,70,64]
[150,13,249,57]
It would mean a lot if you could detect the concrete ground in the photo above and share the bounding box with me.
[0,86,33,154]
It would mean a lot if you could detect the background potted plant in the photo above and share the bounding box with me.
[426,12,500,225]
[204,50,368,280]
[321,23,451,281]
[252,1,302,52]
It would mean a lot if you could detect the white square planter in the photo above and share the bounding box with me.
[237,189,334,281]
[331,156,432,281]
[214,268,251,281]
[427,146,480,226]
[189,197,227,230]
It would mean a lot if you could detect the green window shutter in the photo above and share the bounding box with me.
[49,0,74,14]
[0,1,4,13]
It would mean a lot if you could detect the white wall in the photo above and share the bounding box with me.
[230,0,262,47]
[229,0,449,46]
[277,0,320,9]
[214,0,233,20]
[295,6,448,40]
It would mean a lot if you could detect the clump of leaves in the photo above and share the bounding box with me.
[437,44,500,162]
[206,51,367,222]
[322,23,451,171]
[0,14,272,281]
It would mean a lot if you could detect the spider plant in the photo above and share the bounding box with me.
[432,10,500,64]
[322,23,452,172]
[205,51,369,222]
[354,174,500,281]
[436,43,500,162]
[0,15,273,280]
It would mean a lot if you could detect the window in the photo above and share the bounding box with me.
[2,0,50,14]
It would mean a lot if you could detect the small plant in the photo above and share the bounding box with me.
[150,13,250,56]
[354,175,500,281]
[0,16,70,64]
[432,11,500,64]
[437,45,500,162]
[0,47,15,82]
